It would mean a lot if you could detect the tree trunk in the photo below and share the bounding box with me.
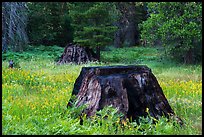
[124,3,140,46]
[68,65,183,125]
[184,47,193,64]
[96,46,101,62]
[114,2,140,48]
[125,22,139,46]
[57,43,98,64]
[2,2,29,52]
[114,28,125,48]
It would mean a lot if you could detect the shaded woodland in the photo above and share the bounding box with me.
[2,2,202,64]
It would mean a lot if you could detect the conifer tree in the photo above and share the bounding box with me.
[69,2,118,61]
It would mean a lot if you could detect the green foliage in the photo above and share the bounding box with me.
[139,2,202,64]
[2,45,64,62]
[101,46,160,64]
[27,2,73,46]
[69,2,118,48]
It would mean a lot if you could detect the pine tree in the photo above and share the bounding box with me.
[69,2,118,61]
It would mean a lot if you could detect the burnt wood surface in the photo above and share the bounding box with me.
[68,65,183,125]
[57,43,98,64]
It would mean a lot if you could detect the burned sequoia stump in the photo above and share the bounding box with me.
[68,65,183,125]
[57,43,98,64]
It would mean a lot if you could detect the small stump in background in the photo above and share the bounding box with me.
[9,60,14,68]
[68,65,183,125]
[57,43,98,64]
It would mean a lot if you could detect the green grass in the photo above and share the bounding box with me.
[2,45,202,135]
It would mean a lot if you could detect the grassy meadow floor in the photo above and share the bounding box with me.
[2,45,202,135]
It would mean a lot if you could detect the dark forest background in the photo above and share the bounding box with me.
[2,2,202,64]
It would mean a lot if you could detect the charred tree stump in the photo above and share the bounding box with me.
[9,60,14,68]
[68,65,183,125]
[57,43,98,64]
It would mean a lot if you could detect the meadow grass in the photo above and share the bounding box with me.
[2,45,202,135]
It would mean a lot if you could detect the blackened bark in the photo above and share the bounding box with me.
[68,65,183,125]
[57,43,98,64]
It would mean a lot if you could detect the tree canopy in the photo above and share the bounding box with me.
[139,2,202,64]
[27,2,73,46]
